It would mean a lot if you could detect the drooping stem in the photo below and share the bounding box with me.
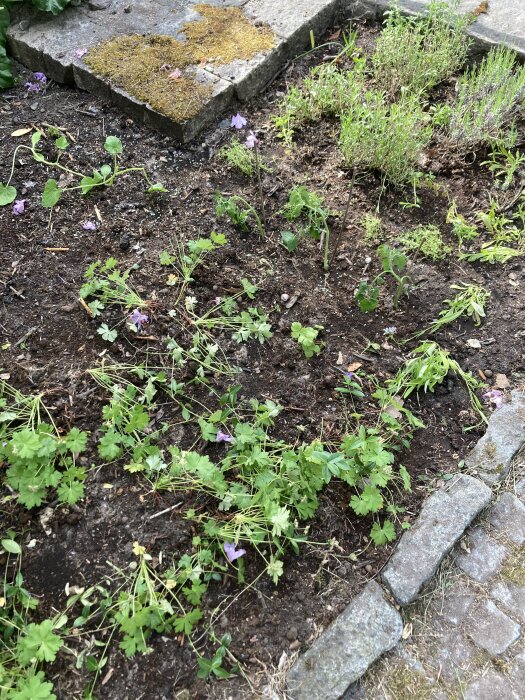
[254,142,266,234]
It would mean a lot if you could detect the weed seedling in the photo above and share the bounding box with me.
[356,244,410,312]
[447,202,479,244]
[291,322,324,358]
[215,192,265,238]
[482,144,525,190]
[282,185,331,269]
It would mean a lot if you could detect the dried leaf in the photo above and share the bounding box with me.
[466,338,481,349]
[347,361,362,372]
[402,622,413,640]
[494,373,510,389]
[11,127,32,137]
[336,352,344,365]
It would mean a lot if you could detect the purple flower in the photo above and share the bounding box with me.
[75,48,88,59]
[82,220,96,231]
[483,389,504,410]
[231,113,247,130]
[12,200,26,216]
[25,82,41,93]
[130,309,149,330]
[33,72,47,84]
[224,542,246,562]
[245,131,258,149]
[216,430,233,443]
[344,371,354,378]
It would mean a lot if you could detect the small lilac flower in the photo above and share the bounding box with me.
[75,48,88,59]
[224,542,246,562]
[33,72,47,84]
[483,389,504,410]
[82,220,96,231]
[231,113,247,130]
[216,430,233,443]
[344,371,355,379]
[245,130,258,149]
[25,82,41,93]
[383,326,397,335]
[12,200,26,216]
[130,309,149,330]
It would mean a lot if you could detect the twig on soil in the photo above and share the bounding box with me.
[330,167,356,267]
[44,247,70,252]
[9,286,25,300]
[148,502,183,520]
[78,297,93,317]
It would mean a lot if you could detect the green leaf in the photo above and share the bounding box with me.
[350,485,384,515]
[241,278,257,299]
[18,619,63,663]
[31,0,72,15]
[100,163,112,179]
[98,430,122,460]
[97,324,117,342]
[10,671,56,700]
[370,520,396,546]
[1,538,22,554]
[80,173,104,194]
[63,427,88,453]
[0,182,16,205]
[147,182,167,193]
[266,556,284,584]
[42,179,62,208]
[281,230,298,253]
[399,464,412,492]
[55,135,68,150]
[104,135,123,155]
[31,131,42,148]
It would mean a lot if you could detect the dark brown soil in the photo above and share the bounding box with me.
[1,17,525,700]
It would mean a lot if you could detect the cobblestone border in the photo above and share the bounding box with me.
[286,390,525,699]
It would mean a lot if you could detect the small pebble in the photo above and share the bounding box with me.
[281,293,289,302]
[289,640,301,651]
[484,369,493,378]
[286,627,298,641]
[365,564,373,573]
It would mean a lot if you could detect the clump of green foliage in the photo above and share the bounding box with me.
[291,322,324,358]
[459,243,523,264]
[448,45,525,149]
[416,283,490,336]
[216,192,265,238]
[447,202,479,243]
[0,379,88,508]
[372,1,471,96]
[386,341,486,424]
[218,138,269,177]
[272,52,364,143]
[482,144,525,190]
[399,224,451,260]
[363,213,383,244]
[339,93,432,186]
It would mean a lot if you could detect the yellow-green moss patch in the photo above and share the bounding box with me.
[85,4,275,122]
[501,543,525,585]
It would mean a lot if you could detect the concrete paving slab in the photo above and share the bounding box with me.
[6,0,339,140]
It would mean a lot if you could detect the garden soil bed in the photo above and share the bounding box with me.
[1,18,525,700]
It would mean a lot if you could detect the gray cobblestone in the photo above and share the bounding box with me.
[382,475,491,605]
[286,581,402,700]
[467,600,521,656]
[488,492,525,544]
[454,527,508,583]
[464,668,520,700]
[491,581,525,622]
[433,585,476,626]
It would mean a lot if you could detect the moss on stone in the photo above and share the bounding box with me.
[501,543,525,585]
[379,665,435,699]
[85,4,275,123]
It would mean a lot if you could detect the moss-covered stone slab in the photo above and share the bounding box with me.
[6,0,340,140]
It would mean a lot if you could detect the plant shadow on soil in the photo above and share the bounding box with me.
[1,16,525,700]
